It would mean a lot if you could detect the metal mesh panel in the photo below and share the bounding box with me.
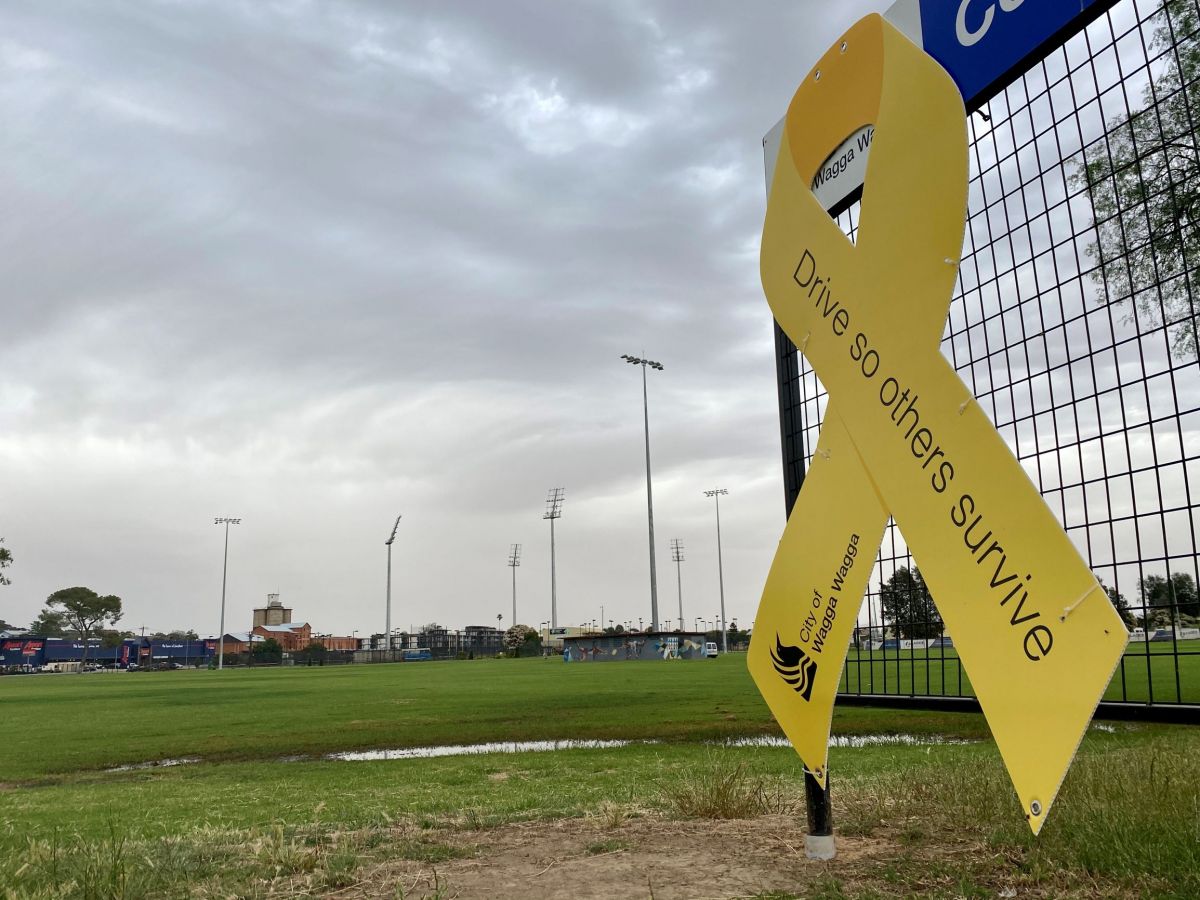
[776,0,1200,710]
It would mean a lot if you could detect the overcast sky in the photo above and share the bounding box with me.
[0,0,900,637]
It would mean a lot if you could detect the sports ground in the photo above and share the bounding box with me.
[1,655,1197,898]
[838,642,1200,705]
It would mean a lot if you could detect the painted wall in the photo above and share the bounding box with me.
[562,632,709,662]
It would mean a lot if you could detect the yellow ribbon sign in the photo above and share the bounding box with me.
[749,14,1128,834]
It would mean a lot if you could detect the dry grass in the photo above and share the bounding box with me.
[659,752,798,820]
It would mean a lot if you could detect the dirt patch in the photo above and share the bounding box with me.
[342,815,887,899]
[322,814,1143,900]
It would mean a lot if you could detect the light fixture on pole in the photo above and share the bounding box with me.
[213,517,241,671]
[544,488,564,628]
[670,538,685,633]
[385,515,402,657]
[704,489,729,652]
[621,354,664,630]
[507,543,522,627]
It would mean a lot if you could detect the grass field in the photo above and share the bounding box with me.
[839,643,1200,704]
[0,657,1197,899]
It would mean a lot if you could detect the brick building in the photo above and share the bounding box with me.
[315,634,358,651]
[253,622,311,651]
[247,595,358,652]
[217,632,265,655]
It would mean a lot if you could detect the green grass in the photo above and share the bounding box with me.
[3,649,1190,783]
[0,657,1196,898]
[0,655,985,781]
[839,644,1200,703]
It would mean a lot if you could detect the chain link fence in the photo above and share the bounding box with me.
[776,0,1200,716]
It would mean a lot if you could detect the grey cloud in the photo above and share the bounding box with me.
[1,0,888,633]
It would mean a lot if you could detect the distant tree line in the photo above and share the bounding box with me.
[878,565,1199,638]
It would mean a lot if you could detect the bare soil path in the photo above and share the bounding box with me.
[331,814,1108,900]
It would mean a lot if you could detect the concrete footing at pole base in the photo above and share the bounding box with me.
[805,833,836,860]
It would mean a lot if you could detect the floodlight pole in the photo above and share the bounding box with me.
[544,489,564,628]
[621,354,663,631]
[214,517,241,670]
[671,539,685,631]
[508,544,522,626]
[704,489,729,652]
[385,515,401,659]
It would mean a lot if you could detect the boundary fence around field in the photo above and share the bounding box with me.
[774,0,1200,722]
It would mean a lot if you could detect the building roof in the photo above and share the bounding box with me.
[223,632,265,643]
[259,622,309,633]
[562,630,706,642]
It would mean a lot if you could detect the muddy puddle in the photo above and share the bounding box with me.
[105,731,982,772]
[105,756,202,772]
[327,739,633,761]
[327,732,974,762]
[725,733,975,749]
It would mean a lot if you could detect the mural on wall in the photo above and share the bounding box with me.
[563,633,707,662]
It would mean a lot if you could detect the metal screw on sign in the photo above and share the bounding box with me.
[1030,800,1043,817]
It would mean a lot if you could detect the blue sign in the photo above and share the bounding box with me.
[918,0,1106,104]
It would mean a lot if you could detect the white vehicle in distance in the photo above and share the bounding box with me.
[704,642,719,658]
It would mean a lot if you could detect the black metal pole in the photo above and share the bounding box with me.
[773,319,834,858]
[803,770,833,855]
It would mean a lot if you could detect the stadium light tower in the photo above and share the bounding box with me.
[670,538,685,631]
[621,354,664,630]
[703,489,729,652]
[544,489,564,628]
[213,517,241,670]
[385,515,401,656]
[507,543,522,627]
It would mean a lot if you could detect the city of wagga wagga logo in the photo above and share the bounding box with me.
[772,533,860,700]
[771,637,818,701]
[802,533,860,654]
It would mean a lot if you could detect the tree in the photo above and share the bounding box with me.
[28,608,70,637]
[1074,0,1200,360]
[879,566,943,639]
[297,640,328,666]
[150,630,198,641]
[522,629,543,656]
[0,538,11,587]
[1100,582,1136,630]
[1171,572,1200,618]
[1139,572,1200,625]
[727,625,751,647]
[44,587,123,668]
[253,637,283,663]
[503,624,539,657]
[99,629,132,649]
